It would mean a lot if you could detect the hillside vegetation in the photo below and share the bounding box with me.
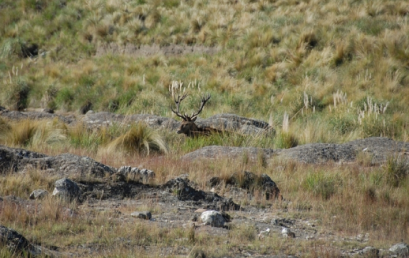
[1,0,409,145]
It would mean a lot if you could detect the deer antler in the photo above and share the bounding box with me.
[191,94,211,120]
[171,94,188,120]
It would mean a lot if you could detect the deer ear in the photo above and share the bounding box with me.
[191,117,197,122]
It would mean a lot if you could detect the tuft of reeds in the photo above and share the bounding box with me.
[105,122,167,155]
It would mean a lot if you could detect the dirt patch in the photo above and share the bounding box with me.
[96,43,220,57]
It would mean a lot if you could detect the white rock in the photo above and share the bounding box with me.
[281,227,295,238]
[200,210,226,228]
[29,189,48,200]
[52,178,80,201]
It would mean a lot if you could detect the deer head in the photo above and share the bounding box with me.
[171,94,211,137]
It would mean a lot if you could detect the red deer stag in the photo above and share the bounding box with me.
[171,94,221,137]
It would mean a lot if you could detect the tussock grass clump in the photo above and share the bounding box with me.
[105,123,167,155]
[385,156,409,187]
[67,123,113,152]
[0,168,55,198]
[0,118,11,135]
[1,119,67,147]
[275,132,299,149]
[302,171,340,200]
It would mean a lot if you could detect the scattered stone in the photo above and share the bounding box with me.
[389,243,409,257]
[29,189,48,200]
[131,211,152,220]
[194,208,207,213]
[52,178,81,201]
[200,210,228,228]
[282,227,296,238]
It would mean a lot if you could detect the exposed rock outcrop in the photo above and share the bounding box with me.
[53,178,81,201]
[209,171,280,200]
[162,176,240,211]
[183,137,409,164]
[0,145,116,177]
[0,225,60,257]
[82,112,180,130]
[0,110,75,124]
[182,146,275,161]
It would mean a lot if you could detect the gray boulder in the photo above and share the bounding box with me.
[29,189,49,200]
[389,243,409,257]
[0,145,117,178]
[200,210,228,228]
[52,178,81,201]
[0,225,59,257]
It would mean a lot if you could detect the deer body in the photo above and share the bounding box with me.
[171,94,220,137]
[177,120,222,137]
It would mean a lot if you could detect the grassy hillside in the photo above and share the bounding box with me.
[1,0,409,144]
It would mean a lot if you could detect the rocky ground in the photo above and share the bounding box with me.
[1,110,408,257]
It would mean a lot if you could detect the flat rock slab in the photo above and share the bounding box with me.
[182,137,409,164]
[0,145,116,177]
[278,143,356,163]
[181,146,276,161]
[281,137,409,163]
[0,224,61,257]
[0,110,76,124]
[83,112,180,130]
